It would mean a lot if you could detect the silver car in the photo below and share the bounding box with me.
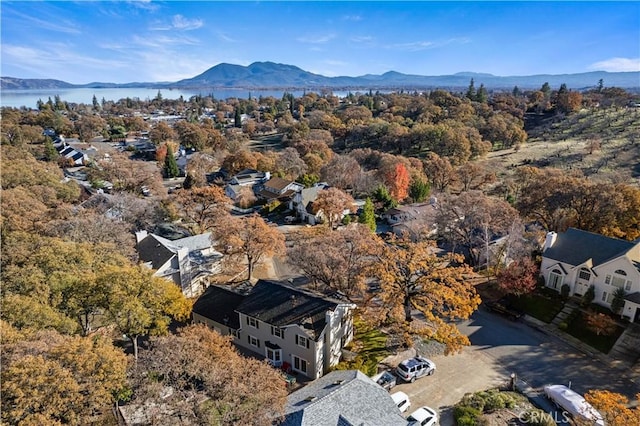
[396,356,436,383]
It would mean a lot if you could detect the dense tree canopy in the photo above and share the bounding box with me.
[369,237,480,354]
[130,324,288,426]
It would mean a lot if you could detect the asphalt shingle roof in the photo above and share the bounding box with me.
[281,370,407,426]
[192,285,245,329]
[543,228,634,267]
[236,280,341,339]
[136,234,175,270]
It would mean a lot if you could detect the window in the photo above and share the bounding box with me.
[296,335,310,349]
[625,281,632,291]
[271,326,284,339]
[609,270,629,289]
[293,355,308,374]
[266,348,282,364]
[578,269,591,281]
[601,291,608,302]
[548,269,564,290]
[247,317,259,328]
[248,335,260,348]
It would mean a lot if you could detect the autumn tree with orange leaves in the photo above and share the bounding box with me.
[287,224,381,302]
[496,257,539,296]
[584,390,640,426]
[130,324,288,426]
[384,162,410,202]
[313,187,355,229]
[171,186,231,234]
[369,236,481,353]
[215,214,285,281]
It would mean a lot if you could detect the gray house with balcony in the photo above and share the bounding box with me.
[192,279,356,379]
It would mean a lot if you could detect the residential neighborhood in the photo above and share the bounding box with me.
[2,17,640,423]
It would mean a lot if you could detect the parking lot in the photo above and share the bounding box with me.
[390,347,507,425]
[383,307,640,425]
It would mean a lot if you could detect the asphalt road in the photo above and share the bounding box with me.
[457,307,639,399]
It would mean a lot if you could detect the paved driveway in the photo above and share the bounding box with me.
[391,307,640,425]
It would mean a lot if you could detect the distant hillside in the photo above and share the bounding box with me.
[3,62,639,90]
[1,77,75,90]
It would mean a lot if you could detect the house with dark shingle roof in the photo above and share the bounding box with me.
[135,230,223,298]
[280,370,408,426]
[191,279,356,379]
[541,228,640,322]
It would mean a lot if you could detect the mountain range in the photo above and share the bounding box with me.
[2,61,639,91]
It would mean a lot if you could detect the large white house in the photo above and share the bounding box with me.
[540,228,640,322]
[192,279,356,379]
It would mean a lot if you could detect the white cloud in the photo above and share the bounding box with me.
[131,34,200,48]
[8,9,81,34]
[2,44,129,81]
[588,57,640,72]
[126,1,159,12]
[150,14,203,31]
[341,15,362,21]
[388,41,435,51]
[386,37,470,51]
[172,14,203,30]
[296,34,336,44]
[350,36,373,43]
[218,33,237,42]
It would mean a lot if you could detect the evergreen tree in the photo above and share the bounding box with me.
[512,86,521,97]
[234,107,242,128]
[43,137,59,162]
[476,84,488,103]
[164,145,179,178]
[540,82,552,98]
[408,178,431,203]
[597,78,604,93]
[358,197,377,233]
[373,185,397,210]
[466,78,476,101]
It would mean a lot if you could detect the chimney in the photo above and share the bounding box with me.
[543,231,557,251]
[135,230,148,244]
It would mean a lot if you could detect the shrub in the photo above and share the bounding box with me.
[460,393,486,412]
[453,405,482,425]
[581,285,595,307]
[484,393,506,412]
[558,321,568,331]
[611,288,626,314]
[560,284,570,299]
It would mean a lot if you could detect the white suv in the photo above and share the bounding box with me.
[395,356,436,383]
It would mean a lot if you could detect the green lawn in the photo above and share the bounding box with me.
[507,293,564,323]
[565,311,625,353]
[334,319,390,376]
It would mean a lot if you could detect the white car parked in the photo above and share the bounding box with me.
[406,406,438,426]
[391,391,411,413]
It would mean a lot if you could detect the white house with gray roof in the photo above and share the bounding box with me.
[280,370,408,426]
[541,228,640,322]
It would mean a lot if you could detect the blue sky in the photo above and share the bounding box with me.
[2,1,639,84]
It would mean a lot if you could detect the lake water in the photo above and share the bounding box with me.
[0,87,356,109]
